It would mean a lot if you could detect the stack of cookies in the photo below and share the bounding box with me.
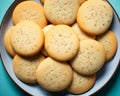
[4,0,117,95]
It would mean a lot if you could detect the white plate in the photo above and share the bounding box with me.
[0,0,120,96]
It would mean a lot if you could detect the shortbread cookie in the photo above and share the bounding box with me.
[11,20,44,57]
[70,39,105,75]
[12,1,47,28]
[41,24,55,57]
[44,0,79,25]
[45,25,80,61]
[36,57,73,92]
[4,26,16,57]
[13,54,45,84]
[67,71,96,94]
[77,0,113,35]
[71,23,95,40]
[97,30,117,61]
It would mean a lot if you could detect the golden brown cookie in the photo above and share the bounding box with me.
[44,0,79,25]
[77,0,113,35]
[71,23,96,40]
[70,39,105,75]
[45,24,80,61]
[13,54,45,84]
[12,1,47,28]
[97,30,117,61]
[36,57,73,92]
[10,20,44,57]
[4,26,16,57]
[67,71,96,94]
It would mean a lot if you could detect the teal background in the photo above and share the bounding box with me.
[0,0,120,96]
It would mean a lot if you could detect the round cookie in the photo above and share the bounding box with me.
[13,54,45,84]
[70,39,105,75]
[41,24,55,57]
[12,1,47,28]
[36,57,73,92]
[67,71,96,94]
[97,30,117,61]
[4,26,16,57]
[45,24,80,61]
[71,23,96,40]
[11,20,44,57]
[77,0,113,35]
[44,0,79,25]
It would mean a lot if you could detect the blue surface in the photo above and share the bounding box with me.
[0,0,120,96]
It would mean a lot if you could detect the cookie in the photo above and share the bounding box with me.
[13,54,45,84]
[41,24,55,57]
[44,0,79,25]
[10,20,44,57]
[12,1,47,28]
[77,0,113,35]
[45,24,80,61]
[4,26,16,57]
[71,23,96,40]
[70,39,105,75]
[67,71,96,94]
[36,57,73,92]
[97,30,117,61]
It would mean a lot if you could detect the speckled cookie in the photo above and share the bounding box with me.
[36,57,73,92]
[97,30,117,61]
[45,24,80,61]
[4,26,16,57]
[77,0,113,35]
[12,1,47,28]
[10,20,44,57]
[70,39,105,75]
[67,71,96,94]
[71,23,96,40]
[44,0,79,25]
[13,54,45,84]
[41,24,55,57]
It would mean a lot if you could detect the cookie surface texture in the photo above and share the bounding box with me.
[36,57,73,92]
[11,20,44,57]
[12,1,47,28]
[45,24,80,61]
[70,39,105,75]
[77,0,113,35]
[44,0,79,25]
[13,54,45,84]
[97,30,117,61]
[67,71,96,94]
[71,23,95,40]
[4,26,16,57]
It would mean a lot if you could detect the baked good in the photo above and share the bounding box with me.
[71,23,96,40]
[77,0,113,35]
[45,24,80,61]
[97,30,117,61]
[13,54,45,84]
[12,1,47,28]
[44,0,79,25]
[36,57,73,92]
[70,39,105,75]
[67,71,96,94]
[10,20,44,57]
[4,26,16,57]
